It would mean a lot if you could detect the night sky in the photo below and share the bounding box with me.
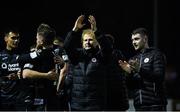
[0,0,178,62]
[0,0,179,80]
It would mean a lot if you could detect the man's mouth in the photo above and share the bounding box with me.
[85,46,91,49]
[134,44,138,48]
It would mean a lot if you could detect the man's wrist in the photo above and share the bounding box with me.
[72,27,78,32]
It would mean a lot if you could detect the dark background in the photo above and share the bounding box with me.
[0,0,179,98]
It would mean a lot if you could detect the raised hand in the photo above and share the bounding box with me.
[73,15,86,31]
[88,15,97,32]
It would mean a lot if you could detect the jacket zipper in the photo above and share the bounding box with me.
[139,89,142,104]
[153,82,156,96]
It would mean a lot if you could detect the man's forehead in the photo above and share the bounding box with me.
[132,33,142,38]
[8,32,19,37]
[83,33,94,38]
[36,33,44,38]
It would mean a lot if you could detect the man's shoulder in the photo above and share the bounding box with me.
[149,48,165,56]
[0,50,8,57]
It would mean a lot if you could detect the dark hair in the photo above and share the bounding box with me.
[132,27,148,37]
[4,27,19,37]
[37,23,56,45]
[104,34,115,44]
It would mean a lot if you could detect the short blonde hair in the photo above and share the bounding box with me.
[82,29,95,40]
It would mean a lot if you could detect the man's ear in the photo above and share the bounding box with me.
[4,36,8,42]
[144,35,148,42]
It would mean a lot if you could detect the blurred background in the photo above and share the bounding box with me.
[0,0,179,111]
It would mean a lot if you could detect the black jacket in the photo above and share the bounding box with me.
[0,49,32,111]
[127,47,167,108]
[0,49,21,104]
[64,31,112,110]
[106,49,129,110]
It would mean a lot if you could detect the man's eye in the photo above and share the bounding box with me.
[11,36,19,40]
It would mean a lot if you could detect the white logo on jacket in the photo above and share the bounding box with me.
[144,58,149,63]
[92,58,97,63]
[1,63,20,71]
[1,63,7,69]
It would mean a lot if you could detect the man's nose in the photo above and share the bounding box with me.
[87,40,90,44]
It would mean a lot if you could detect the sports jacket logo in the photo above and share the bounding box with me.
[144,58,149,63]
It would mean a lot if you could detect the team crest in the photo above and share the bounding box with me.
[92,58,97,63]
[1,63,7,69]
[144,58,149,63]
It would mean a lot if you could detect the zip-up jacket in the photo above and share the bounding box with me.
[127,47,167,108]
[64,30,112,110]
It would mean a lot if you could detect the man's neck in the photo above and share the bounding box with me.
[140,45,149,53]
[6,46,13,51]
